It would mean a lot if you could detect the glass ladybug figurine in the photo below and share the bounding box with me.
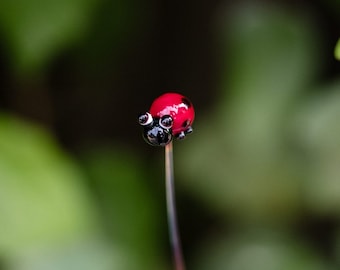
[138,93,195,146]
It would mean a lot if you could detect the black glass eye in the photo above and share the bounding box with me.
[159,115,173,129]
[143,126,173,146]
[138,112,153,126]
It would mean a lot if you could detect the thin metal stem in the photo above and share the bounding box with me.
[165,141,186,270]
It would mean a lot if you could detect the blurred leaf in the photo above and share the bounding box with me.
[7,240,117,270]
[177,4,320,224]
[81,146,164,270]
[0,0,98,73]
[222,4,319,152]
[0,114,96,254]
[293,79,340,215]
[193,230,331,270]
[335,38,340,61]
[0,115,151,270]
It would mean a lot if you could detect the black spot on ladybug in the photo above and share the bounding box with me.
[181,97,191,108]
[182,120,190,127]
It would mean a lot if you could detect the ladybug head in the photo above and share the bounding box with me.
[138,112,173,146]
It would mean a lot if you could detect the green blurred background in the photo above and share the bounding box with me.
[0,0,339,269]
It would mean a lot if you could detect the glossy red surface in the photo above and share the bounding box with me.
[149,93,195,135]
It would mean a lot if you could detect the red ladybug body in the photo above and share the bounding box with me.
[150,93,195,136]
[138,93,195,146]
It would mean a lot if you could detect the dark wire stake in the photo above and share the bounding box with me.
[165,141,185,270]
